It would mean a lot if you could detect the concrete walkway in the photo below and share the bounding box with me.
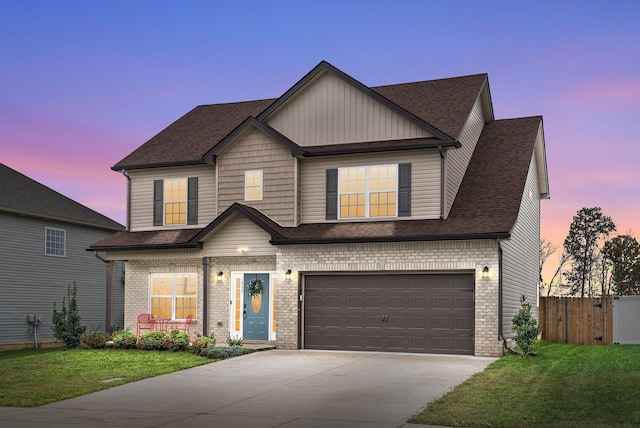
[0,350,495,428]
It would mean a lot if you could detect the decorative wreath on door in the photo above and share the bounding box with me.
[247,277,263,297]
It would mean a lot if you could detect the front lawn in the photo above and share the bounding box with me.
[0,347,212,407]
[410,341,640,427]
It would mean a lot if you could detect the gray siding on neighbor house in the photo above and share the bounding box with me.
[0,212,123,346]
[267,71,433,146]
[128,165,216,232]
[217,129,296,226]
[500,151,541,338]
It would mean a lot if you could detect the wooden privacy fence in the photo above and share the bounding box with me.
[539,297,612,345]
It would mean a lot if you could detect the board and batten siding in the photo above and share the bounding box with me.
[202,215,276,257]
[444,94,485,218]
[267,71,433,147]
[128,165,216,231]
[0,213,124,346]
[299,150,441,224]
[501,150,542,337]
[217,129,295,226]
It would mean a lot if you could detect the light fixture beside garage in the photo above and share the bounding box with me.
[482,266,490,279]
[285,269,292,281]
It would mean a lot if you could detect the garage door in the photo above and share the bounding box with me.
[303,274,474,355]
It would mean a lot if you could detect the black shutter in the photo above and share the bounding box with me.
[326,169,338,220]
[153,180,163,226]
[187,177,198,225]
[398,163,411,217]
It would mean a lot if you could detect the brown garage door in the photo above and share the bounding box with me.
[303,274,474,355]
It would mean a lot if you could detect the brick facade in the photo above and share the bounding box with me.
[124,240,503,357]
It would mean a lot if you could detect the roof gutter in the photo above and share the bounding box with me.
[270,232,510,246]
[121,170,131,231]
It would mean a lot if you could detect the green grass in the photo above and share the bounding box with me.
[0,347,212,407]
[410,341,640,427]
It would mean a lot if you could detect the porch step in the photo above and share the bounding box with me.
[241,341,276,351]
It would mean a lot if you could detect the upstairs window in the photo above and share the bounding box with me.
[164,178,187,225]
[326,163,410,220]
[153,177,198,226]
[339,164,398,218]
[245,170,263,201]
[45,227,66,257]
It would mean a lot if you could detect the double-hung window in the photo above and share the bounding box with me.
[245,170,263,201]
[153,177,198,226]
[339,164,398,218]
[45,227,66,257]
[149,273,197,320]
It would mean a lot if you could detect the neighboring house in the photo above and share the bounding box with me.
[91,61,549,356]
[0,163,125,349]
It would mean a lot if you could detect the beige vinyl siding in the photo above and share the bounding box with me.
[299,151,441,224]
[267,71,432,146]
[202,215,276,257]
[444,94,485,218]
[501,150,542,337]
[128,165,216,231]
[217,129,295,226]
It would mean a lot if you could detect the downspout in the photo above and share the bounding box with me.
[498,240,517,354]
[121,170,131,231]
[439,148,446,219]
[202,257,210,336]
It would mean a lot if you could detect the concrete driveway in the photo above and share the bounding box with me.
[0,350,495,428]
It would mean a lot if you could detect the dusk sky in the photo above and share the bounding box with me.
[2,1,638,280]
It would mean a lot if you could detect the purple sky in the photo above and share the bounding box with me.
[2,2,639,279]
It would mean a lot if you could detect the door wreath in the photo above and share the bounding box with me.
[247,277,263,297]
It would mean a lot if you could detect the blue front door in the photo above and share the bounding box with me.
[243,273,270,340]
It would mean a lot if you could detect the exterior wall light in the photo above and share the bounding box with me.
[285,269,292,281]
[238,247,248,254]
[217,271,224,282]
[482,266,489,279]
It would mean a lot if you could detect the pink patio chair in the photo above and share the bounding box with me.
[136,313,155,338]
[172,314,193,339]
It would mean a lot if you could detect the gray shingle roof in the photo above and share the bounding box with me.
[0,163,124,231]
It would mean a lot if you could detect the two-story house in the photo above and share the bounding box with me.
[91,61,549,357]
[1,163,125,350]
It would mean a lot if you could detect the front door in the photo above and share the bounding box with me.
[243,273,270,340]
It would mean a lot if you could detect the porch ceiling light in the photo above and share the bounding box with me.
[285,269,292,281]
[482,266,489,279]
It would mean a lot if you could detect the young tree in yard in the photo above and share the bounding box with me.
[563,207,616,297]
[603,234,640,295]
[52,282,86,349]
[512,296,539,358]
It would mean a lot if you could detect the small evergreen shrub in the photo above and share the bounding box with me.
[164,330,190,352]
[112,330,137,349]
[52,282,86,349]
[192,334,216,354]
[138,331,167,350]
[202,345,244,360]
[83,331,108,349]
[512,295,540,358]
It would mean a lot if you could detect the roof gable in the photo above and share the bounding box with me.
[0,163,124,231]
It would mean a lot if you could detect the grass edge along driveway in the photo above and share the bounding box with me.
[410,341,640,427]
[0,348,212,407]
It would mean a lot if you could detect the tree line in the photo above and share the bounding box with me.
[541,207,640,297]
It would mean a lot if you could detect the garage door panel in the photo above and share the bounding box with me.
[304,274,474,355]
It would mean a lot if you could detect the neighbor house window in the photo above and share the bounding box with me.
[338,164,398,218]
[149,273,197,320]
[245,170,263,201]
[45,227,66,257]
[153,177,198,226]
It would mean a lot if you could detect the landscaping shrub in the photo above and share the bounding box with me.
[83,331,108,349]
[51,282,86,349]
[201,345,244,360]
[138,331,167,350]
[191,334,216,354]
[164,330,190,352]
[226,335,244,347]
[111,330,137,349]
[512,295,540,358]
